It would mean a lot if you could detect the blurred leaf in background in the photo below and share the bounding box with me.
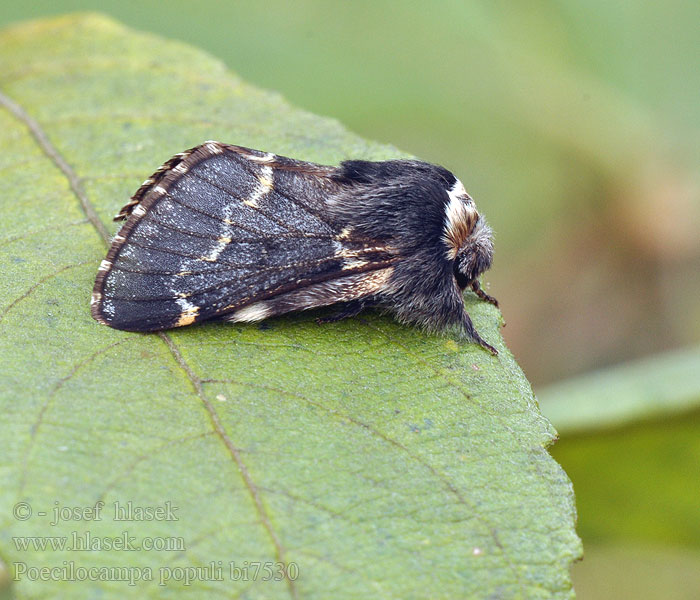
[538,344,700,546]
[537,345,700,599]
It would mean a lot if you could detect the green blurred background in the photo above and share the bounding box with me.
[2,2,698,597]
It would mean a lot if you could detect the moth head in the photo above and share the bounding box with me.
[442,179,494,289]
[453,217,494,289]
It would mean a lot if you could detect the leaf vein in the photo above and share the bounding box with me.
[1,88,297,598]
[201,375,518,578]
[0,261,88,325]
[18,339,130,498]
[159,333,297,599]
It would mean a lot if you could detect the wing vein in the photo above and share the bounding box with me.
[229,152,332,222]
[188,170,298,234]
[160,190,274,238]
[148,214,331,243]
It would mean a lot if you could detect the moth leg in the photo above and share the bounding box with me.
[460,310,498,355]
[471,280,499,308]
[316,299,369,325]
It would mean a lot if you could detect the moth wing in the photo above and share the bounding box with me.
[92,142,396,331]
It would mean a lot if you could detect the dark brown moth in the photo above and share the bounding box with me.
[91,142,499,353]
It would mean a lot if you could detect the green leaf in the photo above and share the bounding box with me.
[0,13,580,599]
[537,345,700,434]
[550,408,700,548]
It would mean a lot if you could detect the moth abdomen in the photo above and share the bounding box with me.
[92,141,499,352]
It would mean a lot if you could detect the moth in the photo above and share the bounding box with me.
[91,142,499,353]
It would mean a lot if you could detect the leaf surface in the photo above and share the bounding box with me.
[0,14,580,599]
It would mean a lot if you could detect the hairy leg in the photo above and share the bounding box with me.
[471,280,499,308]
[461,309,498,355]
